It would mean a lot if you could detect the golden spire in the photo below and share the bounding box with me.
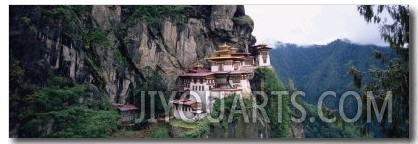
[220,42,230,50]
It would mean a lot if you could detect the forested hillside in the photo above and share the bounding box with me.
[270,39,394,109]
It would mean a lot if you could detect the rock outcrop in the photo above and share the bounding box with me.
[9,5,256,104]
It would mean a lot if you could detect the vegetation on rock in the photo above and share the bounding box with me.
[10,76,119,138]
[250,67,291,138]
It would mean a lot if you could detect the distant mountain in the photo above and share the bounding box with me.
[270,39,394,109]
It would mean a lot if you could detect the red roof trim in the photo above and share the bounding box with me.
[118,104,138,111]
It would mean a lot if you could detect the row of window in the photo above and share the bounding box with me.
[183,79,215,84]
[174,105,192,111]
[192,85,205,91]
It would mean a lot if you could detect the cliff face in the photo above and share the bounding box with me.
[9,5,256,104]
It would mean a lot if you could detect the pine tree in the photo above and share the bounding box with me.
[349,5,409,137]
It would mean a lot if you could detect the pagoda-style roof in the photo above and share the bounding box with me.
[172,99,202,110]
[213,71,229,74]
[205,43,247,61]
[211,88,242,91]
[213,70,251,75]
[172,99,197,106]
[255,44,272,50]
[189,69,211,73]
[194,62,204,69]
[244,56,254,60]
[219,43,230,50]
[118,104,138,111]
[179,72,214,77]
[229,70,252,74]
[180,62,213,77]
[205,56,245,61]
[231,52,251,56]
[229,47,238,53]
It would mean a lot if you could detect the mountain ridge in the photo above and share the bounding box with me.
[273,39,389,49]
[270,39,394,108]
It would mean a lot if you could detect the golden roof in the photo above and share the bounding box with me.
[219,42,230,50]
[230,47,238,53]
[204,42,246,61]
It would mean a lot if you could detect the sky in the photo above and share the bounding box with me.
[245,5,389,47]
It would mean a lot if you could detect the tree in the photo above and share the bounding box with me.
[349,5,409,137]
[16,76,120,138]
[251,68,290,138]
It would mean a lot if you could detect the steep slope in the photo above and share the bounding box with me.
[9,5,256,137]
[270,39,393,108]
[9,5,255,104]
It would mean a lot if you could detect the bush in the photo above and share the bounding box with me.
[177,118,210,138]
[232,15,254,26]
[17,76,120,138]
[251,67,290,138]
[124,6,192,30]
[149,128,170,138]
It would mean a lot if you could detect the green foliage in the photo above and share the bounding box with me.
[46,106,119,138]
[358,5,409,60]
[10,59,25,79]
[232,15,254,26]
[169,119,197,129]
[251,67,290,138]
[32,80,86,113]
[271,41,394,137]
[210,94,251,125]
[297,96,369,138]
[17,76,120,138]
[132,66,167,122]
[350,5,409,137]
[271,39,391,109]
[149,128,170,138]
[20,16,31,25]
[43,6,128,66]
[19,16,37,33]
[285,80,369,138]
[177,118,210,138]
[84,27,111,47]
[44,6,72,20]
[123,6,191,30]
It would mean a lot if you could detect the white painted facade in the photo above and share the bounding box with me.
[172,104,207,121]
[223,64,234,71]
[240,80,252,97]
[242,60,254,67]
[258,54,271,66]
[211,65,219,72]
[188,82,210,101]
[172,44,273,121]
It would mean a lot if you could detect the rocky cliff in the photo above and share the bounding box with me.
[9,5,256,104]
